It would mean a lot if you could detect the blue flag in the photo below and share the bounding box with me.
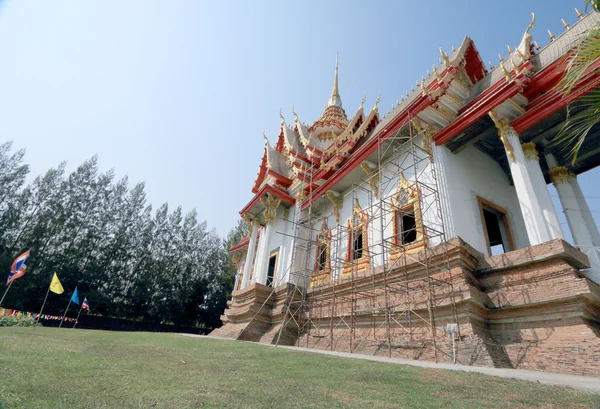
[71,287,80,305]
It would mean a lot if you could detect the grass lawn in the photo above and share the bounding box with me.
[0,328,598,409]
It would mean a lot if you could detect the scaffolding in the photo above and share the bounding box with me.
[266,113,459,362]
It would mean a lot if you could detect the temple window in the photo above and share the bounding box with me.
[266,251,278,287]
[397,207,417,245]
[310,221,332,287]
[478,197,514,256]
[351,229,364,261]
[317,242,327,271]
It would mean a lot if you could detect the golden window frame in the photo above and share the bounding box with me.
[389,173,426,261]
[309,220,332,287]
[342,199,370,276]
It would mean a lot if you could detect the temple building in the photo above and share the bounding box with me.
[213,11,600,377]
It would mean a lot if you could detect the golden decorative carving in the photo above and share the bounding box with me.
[243,214,255,236]
[431,103,456,122]
[511,59,522,77]
[296,189,307,202]
[260,193,281,225]
[549,166,572,185]
[521,142,538,161]
[360,163,380,199]
[489,110,516,162]
[326,191,343,223]
[412,118,437,155]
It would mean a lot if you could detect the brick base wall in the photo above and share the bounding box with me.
[214,238,600,377]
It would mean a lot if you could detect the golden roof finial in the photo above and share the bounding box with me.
[406,90,409,97]
[421,78,428,96]
[575,8,583,19]
[432,64,440,80]
[279,108,285,125]
[561,18,570,29]
[498,53,504,63]
[452,45,456,53]
[511,59,521,76]
[292,105,298,122]
[263,130,269,145]
[427,69,431,77]
[489,61,495,70]
[374,92,381,109]
[534,41,541,51]
[440,48,450,69]
[548,29,556,41]
[360,93,367,109]
[515,47,527,62]
[500,62,511,82]
[507,45,513,55]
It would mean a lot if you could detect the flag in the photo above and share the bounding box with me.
[82,298,90,311]
[7,250,30,285]
[71,287,80,305]
[49,273,64,294]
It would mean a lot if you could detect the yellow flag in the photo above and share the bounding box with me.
[49,273,64,294]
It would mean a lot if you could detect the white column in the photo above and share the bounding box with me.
[241,221,259,288]
[570,176,600,245]
[550,166,600,283]
[501,128,552,245]
[254,222,273,285]
[521,142,564,240]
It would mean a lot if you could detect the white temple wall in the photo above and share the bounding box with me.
[433,144,529,256]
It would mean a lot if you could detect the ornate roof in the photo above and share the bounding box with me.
[310,54,348,133]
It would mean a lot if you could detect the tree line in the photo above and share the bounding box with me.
[0,141,238,328]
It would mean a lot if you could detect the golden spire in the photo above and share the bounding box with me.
[489,61,495,70]
[507,45,513,55]
[575,8,583,19]
[452,45,456,53]
[440,48,450,68]
[263,131,269,146]
[534,41,541,51]
[561,18,570,29]
[279,108,285,125]
[360,93,366,109]
[548,29,556,41]
[498,53,504,63]
[328,53,342,107]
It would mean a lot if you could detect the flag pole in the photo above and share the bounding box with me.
[0,280,14,308]
[59,297,72,328]
[73,303,84,329]
[35,285,51,329]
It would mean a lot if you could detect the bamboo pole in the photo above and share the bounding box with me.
[59,297,72,328]
[35,285,51,329]
[72,303,84,329]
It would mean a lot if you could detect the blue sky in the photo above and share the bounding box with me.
[0,0,597,239]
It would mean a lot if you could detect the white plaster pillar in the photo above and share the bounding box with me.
[521,142,564,240]
[549,166,600,283]
[254,222,273,285]
[497,126,552,245]
[570,176,600,246]
[241,221,259,288]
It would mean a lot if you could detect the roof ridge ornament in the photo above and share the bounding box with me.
[360,93,367,109]
[517,13,536,59]
[374,92,381,110]
[279,108,285,126]
[292,105,299,123]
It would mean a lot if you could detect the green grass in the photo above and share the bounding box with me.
[0,328,598,409]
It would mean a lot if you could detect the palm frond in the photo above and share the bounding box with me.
[553,88,600,164]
